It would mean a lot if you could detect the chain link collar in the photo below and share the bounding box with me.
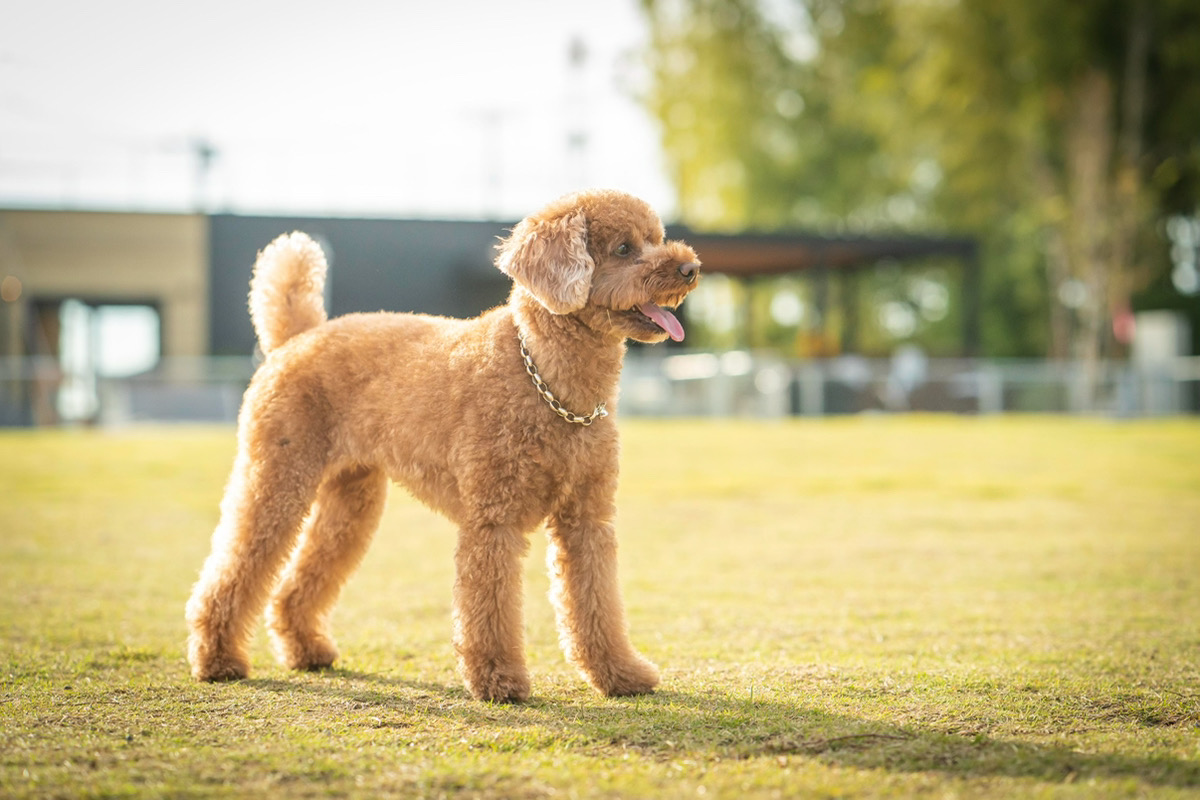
[518,331,608,426]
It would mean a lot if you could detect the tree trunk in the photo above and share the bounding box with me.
[1032,155,1075,361]
[1065,69,1114,411]
[1029,3,1152,405]
[1109,0,1151,354]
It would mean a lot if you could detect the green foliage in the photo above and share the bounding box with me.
[640,0,1200,359]
[3,421,1200,798]
[642,0,922,233]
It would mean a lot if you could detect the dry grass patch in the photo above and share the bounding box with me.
[2,417,1198,797]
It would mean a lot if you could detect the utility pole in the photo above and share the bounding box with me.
[565,36,589,191]
[191,137,217,212]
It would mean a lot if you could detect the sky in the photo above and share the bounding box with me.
[0,0,675,220]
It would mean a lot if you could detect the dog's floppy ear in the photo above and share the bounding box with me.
[495,211,594,314]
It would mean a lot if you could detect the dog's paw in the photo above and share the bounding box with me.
[592,654,660,697]
[189,648,250,683]
[271,631,339,672]
[463,666,532,704]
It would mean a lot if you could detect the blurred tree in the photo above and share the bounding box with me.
[641,0,924,232]
[640,0,1200,381]
[889,0,1200,396]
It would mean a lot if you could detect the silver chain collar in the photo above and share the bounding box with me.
[518,332,608,426]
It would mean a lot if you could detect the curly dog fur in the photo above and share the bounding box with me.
[185,189,700,702]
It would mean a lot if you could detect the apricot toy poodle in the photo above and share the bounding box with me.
[185,189,699,702]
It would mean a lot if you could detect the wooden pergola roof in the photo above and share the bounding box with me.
[666,227,978,276]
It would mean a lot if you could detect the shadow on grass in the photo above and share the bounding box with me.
[244,669,1200,789]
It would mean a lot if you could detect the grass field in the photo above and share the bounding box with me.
[2,416,1199,798]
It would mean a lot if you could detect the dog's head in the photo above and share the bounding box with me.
[495,189,700,343]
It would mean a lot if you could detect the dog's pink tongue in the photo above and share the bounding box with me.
[639,303,685,342]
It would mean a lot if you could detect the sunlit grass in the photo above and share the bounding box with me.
[2,417,1198,797]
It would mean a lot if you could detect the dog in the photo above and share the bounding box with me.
[185,189,700,702]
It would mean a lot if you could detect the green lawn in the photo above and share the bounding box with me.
[2,417,1198,798]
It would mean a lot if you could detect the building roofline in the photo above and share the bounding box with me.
[666,225,978,277]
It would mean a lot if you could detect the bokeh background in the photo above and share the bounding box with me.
[3,0,1199,425]
[4,6,1200,796]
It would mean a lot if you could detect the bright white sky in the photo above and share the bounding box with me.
[0,0,675,220]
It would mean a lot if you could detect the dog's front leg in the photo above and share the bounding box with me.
[452,524,531,702]
[547,483,660,697]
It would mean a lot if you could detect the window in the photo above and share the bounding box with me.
[56,300,161,421]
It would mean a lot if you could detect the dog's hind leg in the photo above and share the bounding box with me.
[546,478,660,697]
[267,464,388,671]
[452,523,532,702]
[185,446,324,682]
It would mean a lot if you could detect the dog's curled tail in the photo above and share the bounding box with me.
[249,232,329,354]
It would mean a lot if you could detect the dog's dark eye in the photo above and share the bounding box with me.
[614,243,632,257]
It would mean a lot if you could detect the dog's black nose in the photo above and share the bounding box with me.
[678,262,700,283]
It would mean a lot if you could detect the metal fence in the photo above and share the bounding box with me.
[0,356,254,427]
[623,352,1200,417]
[3,352,1199,426]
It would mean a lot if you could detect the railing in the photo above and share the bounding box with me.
[623,351,1200,417]
[2,353,1198,426]
[0,356,256,426]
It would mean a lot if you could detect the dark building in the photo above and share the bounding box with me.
[209,216,513,356]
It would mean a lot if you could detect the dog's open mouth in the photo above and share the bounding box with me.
[623,302,685,342]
